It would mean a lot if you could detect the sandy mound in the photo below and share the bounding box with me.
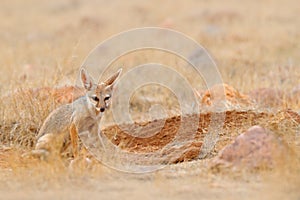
[198,83,253,108]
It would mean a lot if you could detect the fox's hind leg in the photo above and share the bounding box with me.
[22,133,58,160]
[29,149,50,160]
[70,123,79,158]
[22,149,50,161]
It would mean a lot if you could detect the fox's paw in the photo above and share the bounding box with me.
[21,149,50,161]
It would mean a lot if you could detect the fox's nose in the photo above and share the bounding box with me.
[100,107,105,112]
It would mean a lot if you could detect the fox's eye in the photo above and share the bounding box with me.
[104,96,110,101]
[92,96,99,101]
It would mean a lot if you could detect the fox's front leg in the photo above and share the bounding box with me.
[69,123,79,158]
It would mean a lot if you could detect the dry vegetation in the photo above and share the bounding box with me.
[0,0,300,199]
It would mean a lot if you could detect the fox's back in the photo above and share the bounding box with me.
[37,104,73,139]
[37,96,98,139]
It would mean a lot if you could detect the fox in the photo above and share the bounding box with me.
[29,68,122,160]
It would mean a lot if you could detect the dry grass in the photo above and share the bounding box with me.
[0,0,300,199]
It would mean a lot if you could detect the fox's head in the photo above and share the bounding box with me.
[80,68,122,114]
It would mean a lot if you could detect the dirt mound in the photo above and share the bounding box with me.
[99,108,299,164]
[101,111,273,164]
[199,84,253,108]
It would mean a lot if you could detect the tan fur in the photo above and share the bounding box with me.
[30,68,122,160]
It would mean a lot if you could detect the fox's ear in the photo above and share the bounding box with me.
[104,68,122,86]
[81,68,95,90]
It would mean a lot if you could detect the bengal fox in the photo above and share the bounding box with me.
[30,68,122,160]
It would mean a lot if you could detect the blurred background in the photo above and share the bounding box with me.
[0,0,299,94]
[0,1,299,198]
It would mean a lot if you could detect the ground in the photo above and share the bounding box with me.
[0,0,300,199]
